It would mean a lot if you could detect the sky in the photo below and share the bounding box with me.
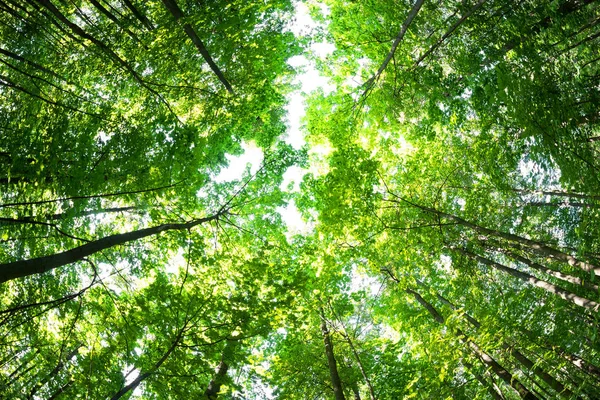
[215,2,335,235]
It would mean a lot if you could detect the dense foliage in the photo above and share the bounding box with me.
[1,0,599,399]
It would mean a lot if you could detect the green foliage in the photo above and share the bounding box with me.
[1,0,600,399]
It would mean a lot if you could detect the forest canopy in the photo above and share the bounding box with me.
[0,0,599,399]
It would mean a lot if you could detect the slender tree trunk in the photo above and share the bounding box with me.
[406,288,537,399]
[47,380,73,400]
[0,212,223,283]
[418,280,575,398]
[203,339,237,400]
[2,206,140,224]
[398,197,600,275]
[413,0,487,66]
[320,308,346,400]
[457,248,600,311]
[503,0,595,52]
[509,348,574,398]
[446,185,600,202]
[524,201,599,208]
[487,244,599,292]
[464,361,505,400]
[110,328,184,400]
[87,0,145,44]
[31,0,174,113]
[121,0,153,30]
[331,312,375,400]
[363,0,425,93]
[0,180,183,209]
[350,381,361,400]
[160,0,234,94]
[27,346,80,399]
[520,327,600,381]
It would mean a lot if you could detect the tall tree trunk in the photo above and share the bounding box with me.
[0,180,182,209]
[406,288,538,399]
[27,345,80,399]
[203,339,237,400]
[0,212,223,283]
[120,0,153,30]
[47,380,73,400]
[520,327,600,381]
[447,185,600,202]
[395,197,600,275]
[363,0,425,94]
[331,310,376,400]
[464,361,505,400]
[320,308,346,400]
[350,381,361,400]
[503,0,595,52]
[509,348,574,398]
[110,328,184,400]
[457,248,600,311]
[413,0,487,66]
[417,280,575,398]
[31,0,174,113]
[485,243,599,292]
[160,0,234,94]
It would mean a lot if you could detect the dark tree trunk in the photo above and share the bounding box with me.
[320,308,346,400]
[0,212,223,283]
[457,248,600,311]
[160,0,234,94]
[203,339,237,400]
[406,288,538,399]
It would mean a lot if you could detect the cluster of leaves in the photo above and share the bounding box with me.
[1,0,600,399]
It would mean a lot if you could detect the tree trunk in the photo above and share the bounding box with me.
[413,0,487,66]
[406,288,537,399]
[121,0,154,30]
[363,0,425,93]
[417,280,574,398]
[350,381,361,400]
[0,180,182,209]
[160,0,234,94]
[457,248,600,311]
[203,339,237,400]
[399,198,600,275]
[332,312,375,400]
[488,244,599,292]
[320,308,346,400]
[0,212,223,283]
[464,361,505,400]
[509,348,574,398]
[27,345,80,399]
[110,328,184,400]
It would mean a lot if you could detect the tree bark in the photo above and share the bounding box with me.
[413,0,487,66]
[397,197,600,275]
[203,339,237,400]
[0,212,223,283]
[331,310,375,400]
[27,346,80,399]
[31,0,174,113]
[464,361,505,400]
[121,0,154,30]
[489,244,599,292]
[0,180,183,209]
[160,0,234,94]
[110,328,184,400]
[457,248,600,311]
[406,288,537,399]
[416,280,574,398]
[362,0,425,94]
[320,308,346,400]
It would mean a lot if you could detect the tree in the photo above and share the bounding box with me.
[2,0,600,398]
